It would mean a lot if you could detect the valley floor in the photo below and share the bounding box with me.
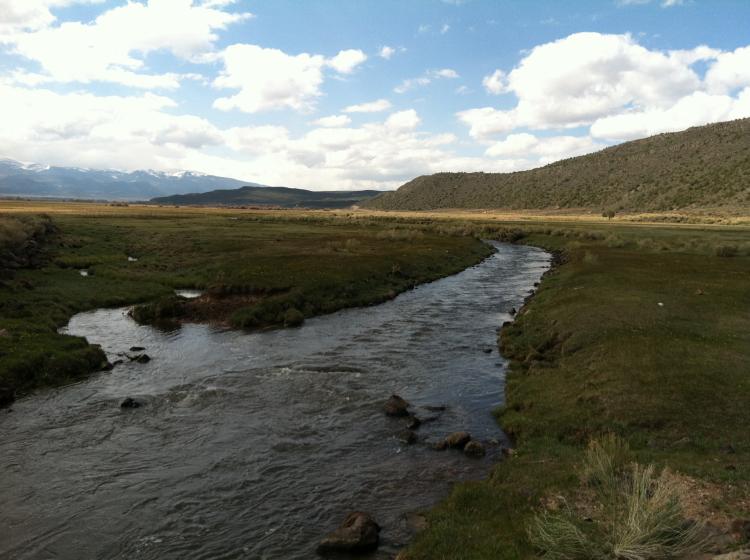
[2,200,749,558]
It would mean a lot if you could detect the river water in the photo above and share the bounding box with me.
[0,242,550,560]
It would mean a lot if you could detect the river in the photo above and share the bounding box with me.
[0,242,550,559]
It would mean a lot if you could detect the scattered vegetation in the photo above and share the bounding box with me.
[0,203,492,403]
[528,435,706,560]
[366,118,750,213]
[400,220,750,560]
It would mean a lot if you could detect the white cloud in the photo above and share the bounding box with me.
[4,0,250,88]
[590,89,750,140]
[705,46,750,94]
[213,44,326,113]
[395,68,459,93]
[385,109,421,131]
[379,45,395,59]
[485,133,603,162]
[617,0,684,6]
[312,114,352,127]
[455,32,741,139]
[440,23,451,34]
[0,0,102,34]
[326,48,367,74]
[482,69,507,94]
[342,98,392,113]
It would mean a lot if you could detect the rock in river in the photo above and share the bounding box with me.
[120,397,141,409]
[397,429,417,445]
[383,394,410,417]
[316,512,380,555]
[405,415,421,430]
[129,346,145,352]
[445,431,472,449]
[464,440,486,458]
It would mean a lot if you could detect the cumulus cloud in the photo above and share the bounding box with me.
[312,114,352,127]
[213,44,326,113]
[395,68,459,93]
[385,109,421,131]
[0,0,102,34]
[379,46,396,59]
[482,69,507,94]
[326,48,367,74]
[342,99,392,113]
[485,133,604,162]
[457,32,750,140]
[3,0,250,88]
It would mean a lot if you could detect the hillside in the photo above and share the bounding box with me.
[0,158,260,200]
[365,118,750,212]
[151,186,380,209]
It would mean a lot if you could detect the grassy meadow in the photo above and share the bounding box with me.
[0,200,492,403]
[395,218,750,559]
[2,199,749,558]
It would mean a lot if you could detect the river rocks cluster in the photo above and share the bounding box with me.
[382,395,497,458]
[317,512,380,555]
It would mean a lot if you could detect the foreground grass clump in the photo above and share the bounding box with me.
[528,435,705,560]
[401,224,750,560]
[0,203,493,403]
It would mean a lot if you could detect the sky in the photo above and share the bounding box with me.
[0,0,749,191]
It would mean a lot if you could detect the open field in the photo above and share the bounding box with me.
[397,222,750,559]
[0,200,492,403]
[2,199,750,558]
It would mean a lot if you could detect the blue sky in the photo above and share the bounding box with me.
[0,0,749,190]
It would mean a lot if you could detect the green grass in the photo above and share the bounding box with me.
[400,223,750,559]
[0,208,492,402]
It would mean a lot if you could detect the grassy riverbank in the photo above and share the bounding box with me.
[400,222,750,559]
[0,201,492,404]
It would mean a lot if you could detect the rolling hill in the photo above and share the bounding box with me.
[150,186,380,209]
[365,118,750,212]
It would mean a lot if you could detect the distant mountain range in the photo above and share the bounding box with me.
[0,158,260,200]
[365,118,750,212]
[151,186,380,209]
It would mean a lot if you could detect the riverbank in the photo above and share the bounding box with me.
[0,202,492,405]
[399,225,750,559]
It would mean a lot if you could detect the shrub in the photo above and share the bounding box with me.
[283,307,304,327]
[528,435,706,560]
[715,245,738,257]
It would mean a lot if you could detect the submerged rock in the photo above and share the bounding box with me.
[128,354,151,363]
[464,440,486,458]
[316,512,380,555]
[120,397,141,409]
[405,415,421,430]
[384,394,410,417]
[432,439,448,451]
[397,429,417,445]
[445,431,471,450]
[130,346,145,352]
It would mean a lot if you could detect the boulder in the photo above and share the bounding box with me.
[135,354,151,364]
[316,512,380,555]
[405,415,421,430]
[501,447,516,458]
[424,405,447,412]
[120,397,141,409]
[464,440,486,458]
[432,439,448,451]
[130,346,145,352]
[445,431,471,449]
[384,394,410,417]
[397,429,417,445]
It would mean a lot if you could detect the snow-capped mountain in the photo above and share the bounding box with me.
[0,158,264,200]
